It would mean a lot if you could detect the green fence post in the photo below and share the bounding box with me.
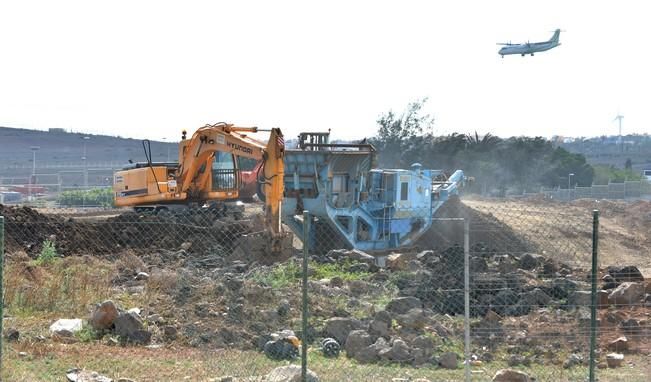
[301,211,310,382]
[0,215,4,377]
[589,210,599,382]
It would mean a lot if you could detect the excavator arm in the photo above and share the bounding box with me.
[176,122,289,255]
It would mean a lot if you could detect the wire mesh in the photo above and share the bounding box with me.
[1,197,650,381]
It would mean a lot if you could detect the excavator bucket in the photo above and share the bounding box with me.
[231,214,294,264]
[230,127,294,264]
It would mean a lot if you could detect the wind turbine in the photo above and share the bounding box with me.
[613,114,624,152]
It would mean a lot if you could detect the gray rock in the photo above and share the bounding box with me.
[411,335,435,354]
[563,353,584,368]
[347,262,371,273]
[518,253,542,270]
[4,328,19,342]
[620,318,641,334]
[470,256,488,272]
[607,336,628,351]
[508,354,528,367]
[163,325,178,340]
[386,296,422,315]
[568,291,592,307]
[146,314,163,324]
[606,353,624,368]
[129,330,152,345]
[491,290,519,315]
[492,369,532,382]
[114,312,145,340]
[66,369,113,382]
[50,319,83,335]
[607,266,645,283]
[368,318,391,338]
[90,300,119,331]
[438,352,458,369]
[266,365,319,382]
[347,280,372,296]
[551,278,578,298]
[277,299,291,317]
[135,272,150,281]
[374,310,392,324]
[521,288,551,307]
[396,308,430,330]
[379,338,411,362]
[345,330,373,359]
[354,337,387,364]
[324,317,363,345]
[608,282,645,306]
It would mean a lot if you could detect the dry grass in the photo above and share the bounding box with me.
[4,343,650,382]
[4,254,114,318]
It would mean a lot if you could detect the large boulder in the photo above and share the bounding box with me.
[492,369,532,382]
[386,297,422,315]
[324,317,363,345]
[438,352,458,369]
[345,330,373,359]
[368,318,391,339]
[266,365,319,382]
[608,282,645,306]
[491,290,519,315]
[606,353,624,368]
[89,300,119,331]
[396,308,430,330]
[354,337,390,364]
[411,335,435,366]
[567,291,592,307]
[518,253,543,270]
[378,338,411,362]
[386,253,417,271]
[520,288,551,307]
[606,266,644,283]
[114,311,150,344]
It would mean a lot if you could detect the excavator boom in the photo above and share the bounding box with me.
[113,122,291,261]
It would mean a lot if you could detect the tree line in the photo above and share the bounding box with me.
[369,99,597,195]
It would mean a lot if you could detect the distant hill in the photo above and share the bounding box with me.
[0,126,177,169]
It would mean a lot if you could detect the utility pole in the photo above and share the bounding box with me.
[29,146,40,202]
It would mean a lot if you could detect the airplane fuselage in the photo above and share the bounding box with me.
[499,41,560,56]
[498,30,562,57]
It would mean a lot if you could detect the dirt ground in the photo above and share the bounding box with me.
[2,197,650,381]
[463,197,651,275]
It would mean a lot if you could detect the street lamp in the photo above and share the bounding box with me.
[568,173,575,190]
[83,136,90,190]
[29,146,40,201]
[162,137,170,162]
[83,136,90,207]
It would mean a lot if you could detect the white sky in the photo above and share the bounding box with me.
[1,1,650,141]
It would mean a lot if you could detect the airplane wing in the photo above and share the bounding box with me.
[496,42,515,46]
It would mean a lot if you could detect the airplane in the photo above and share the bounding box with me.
[498,29,561,57]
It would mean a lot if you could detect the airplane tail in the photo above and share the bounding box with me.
[550,29,561,44]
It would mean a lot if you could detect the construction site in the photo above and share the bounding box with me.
[1,125,650,382]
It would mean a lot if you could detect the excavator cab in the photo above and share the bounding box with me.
[212,152,240,193]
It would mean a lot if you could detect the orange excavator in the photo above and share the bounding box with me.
[112,122,291,259]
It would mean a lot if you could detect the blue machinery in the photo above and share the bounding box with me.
[281,132,466,252]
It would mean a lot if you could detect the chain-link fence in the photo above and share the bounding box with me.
[1,198,650,381]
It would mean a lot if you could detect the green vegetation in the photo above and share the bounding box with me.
[35,240,58,265]
[250,261,369,289]
[57,187,114,207]
[593,164,643,184]
[371,99,598,194]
